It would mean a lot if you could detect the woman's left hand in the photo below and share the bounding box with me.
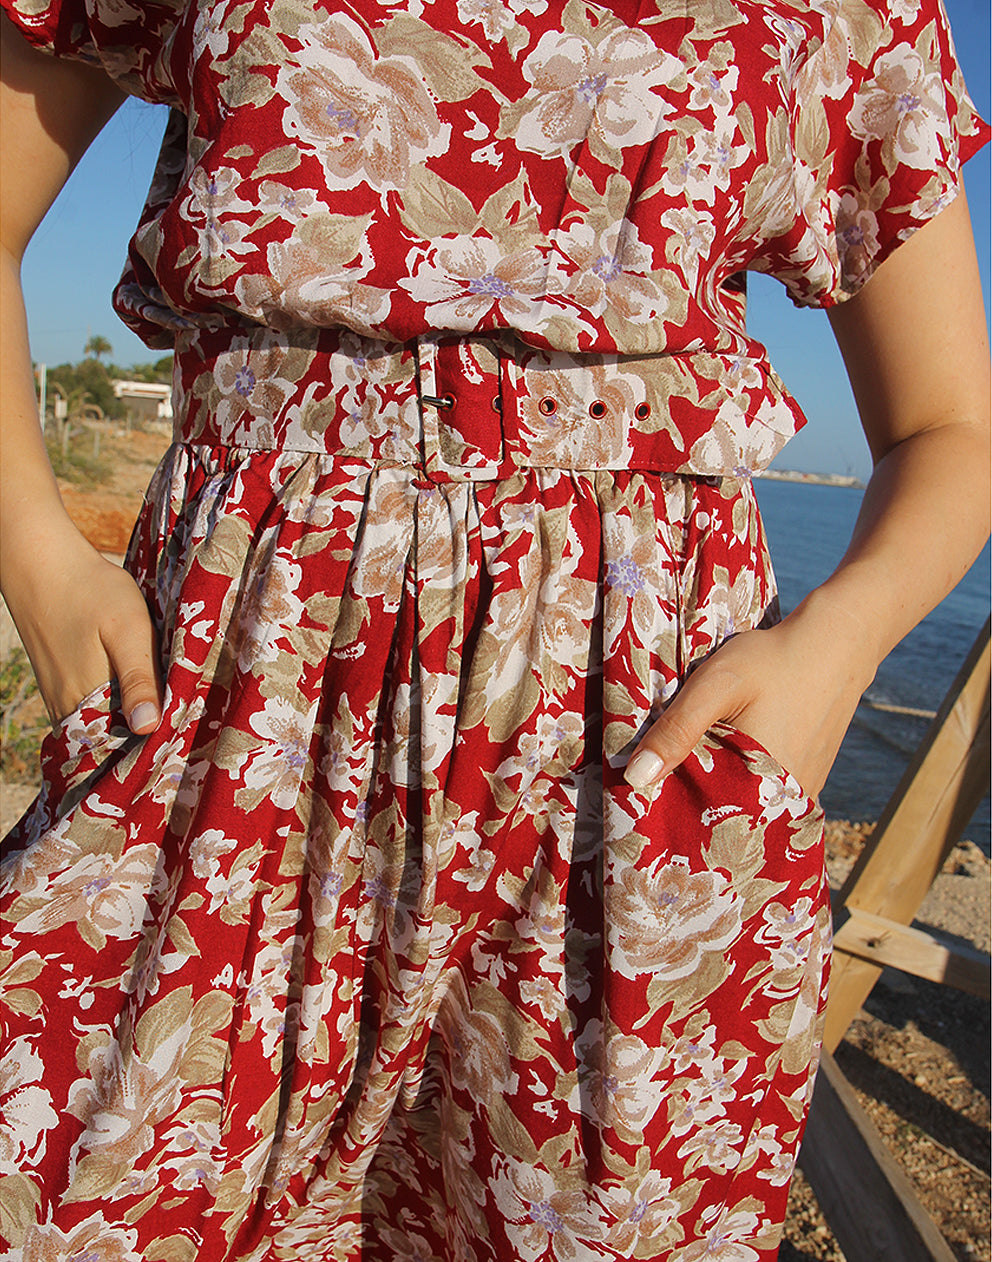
[623,592,876,799]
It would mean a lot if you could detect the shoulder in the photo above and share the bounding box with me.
[1,0,186,101]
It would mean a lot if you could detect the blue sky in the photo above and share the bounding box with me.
[19,0,990,478]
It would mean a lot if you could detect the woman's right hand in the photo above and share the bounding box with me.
[3,514,162,733]
[2,17,150,729]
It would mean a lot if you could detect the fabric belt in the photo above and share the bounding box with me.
[171,326,806,480]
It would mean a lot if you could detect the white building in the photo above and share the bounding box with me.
[112,380,173,424]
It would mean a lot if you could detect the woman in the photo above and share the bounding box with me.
[1,0,988,1257]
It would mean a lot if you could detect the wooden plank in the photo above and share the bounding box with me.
[824,619,991,1051]
[799,1050,957,1262]
[831,907,991,999]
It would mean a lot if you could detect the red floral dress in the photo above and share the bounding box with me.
[1,0,985,1258]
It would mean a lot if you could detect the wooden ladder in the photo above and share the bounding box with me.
[798,617,991,1262]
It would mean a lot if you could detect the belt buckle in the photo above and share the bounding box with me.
[417,335,504,483]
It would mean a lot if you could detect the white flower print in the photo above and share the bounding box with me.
[159,1116,223,1195]
[182,165,255,267]
[18,1212,144,1262]
[601,1171,682,1254]
[235,219,392,338]
[400,234,553,329]
[456,0,548,45]
[688,62,739,114]
[553,217,669,323]
[12,841,161,945]
[660,206,717,292]
[507,26,683,163]
[277,12,450,192]
[677,1118,746,1174]
[0,1037,59,1172]
[575,1021,669,1137]
[56,696,119,764]
[743,1123,795,1186]
[833,191,882,291]
[849,46,952,171]
[243,935,299,1060]
[676,118,750,205]
[239,695,316,811]
[491,1156,607,1261]
[227,546,307,672]
[449,811,497,890]
[188,828,238,882]
[255,181,324,221]
[668,1054,750,1135]
[757,898,815,947]
[440,976,519,1108]
[606,856,743,980]
[673,1202,762,1261]
[208,334,300,445]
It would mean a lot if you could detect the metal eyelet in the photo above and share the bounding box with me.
[538,397,557,416]
[491,395,503,413]
[423,393,455,410]
[588,399,608,419]
[634,401,651,421]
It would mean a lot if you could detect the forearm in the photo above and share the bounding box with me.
[1,16,127,596]
[791,418,990,681]
[0,244,79,582]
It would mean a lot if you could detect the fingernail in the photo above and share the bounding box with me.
[624,750,665,789]
[128,702,159,732]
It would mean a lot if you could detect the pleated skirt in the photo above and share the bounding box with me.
[1,444,829,1261]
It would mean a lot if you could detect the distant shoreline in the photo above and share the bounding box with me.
[756,469,864,489]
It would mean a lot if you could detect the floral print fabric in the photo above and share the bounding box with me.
[3,459,830,1260]
[3,0,987,471]
[0,0,987,1259]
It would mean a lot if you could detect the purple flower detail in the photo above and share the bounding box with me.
[325,101,362,136]
[576,72,608,103]
[363,876,396,907]
[234,366,256,397]
[320,871,344,898]
[605,555,646,596]
[468,272,514,298]
[592,253,623,282]
[529,1200,565,1232]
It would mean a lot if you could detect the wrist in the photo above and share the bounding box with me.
[783,585,881,696]
[1,507,99,608]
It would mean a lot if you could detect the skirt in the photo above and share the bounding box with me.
[0,331,830,1262]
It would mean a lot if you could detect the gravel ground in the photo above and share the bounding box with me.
[781,821,990,1262]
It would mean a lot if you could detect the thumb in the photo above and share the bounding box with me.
[624,666,742,790]
[102,614,163,735]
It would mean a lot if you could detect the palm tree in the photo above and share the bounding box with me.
[84,334,112,361]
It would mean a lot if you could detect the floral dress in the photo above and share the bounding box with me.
[0,0,986,1258]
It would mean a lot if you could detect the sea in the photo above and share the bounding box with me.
[754,477,991,849]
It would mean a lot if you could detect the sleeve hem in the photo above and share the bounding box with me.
[799,175,968,311]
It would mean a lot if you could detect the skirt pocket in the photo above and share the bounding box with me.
[707,719,820,817]
[38,678,136,806]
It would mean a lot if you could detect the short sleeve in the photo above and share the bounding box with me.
[768,0,989,308]
[0,0,185,104]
